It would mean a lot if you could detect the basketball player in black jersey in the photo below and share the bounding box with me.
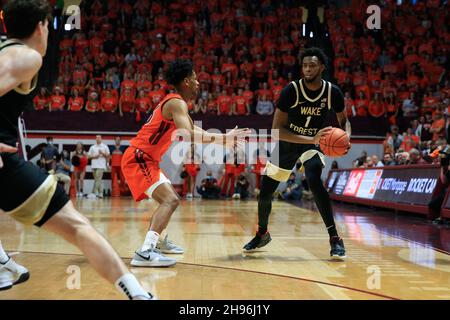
[0,0,153,299]
[243,47,351,259]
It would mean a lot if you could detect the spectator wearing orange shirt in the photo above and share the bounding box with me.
[355,91,369,117]
[240,58,254,79]
[253,55,268,83]
[272,80,283,103]
[206,93,218,115]
[221,57,238,79]
[135,90,151,114]
[102,82,119,101]
[72,64,87,86]
[85,92,100,113]
[197,65,211,86]
[385,92,399,125]
[257,82,273,102]
[33,88,50,111]
[119,88,136,116]
[211,67,224,92]
[148,84,165,110]
[120,73,136,97]
[430,111,445,141]
[136,73,152,95]
[223,71,235,95]
[217,89,233,116]
[242,83,254,107]
[422,87,440,114]
[68,89,84,112]
[344,91,356,117]
[368,93,386,118]
[233,89,250,116]
[101,90,118,113]
[400,128,420,152]
[49,87,66,111]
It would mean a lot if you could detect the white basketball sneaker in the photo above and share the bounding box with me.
[130,248,176,267]
[156,235,184,254]
[0,257,30,290]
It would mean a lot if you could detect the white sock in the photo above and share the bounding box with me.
[115,273,150,300]
[0,241,9,263]
[141,231,160,251]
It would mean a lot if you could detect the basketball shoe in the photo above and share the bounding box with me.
[243,231,272,251]
[330,236,346,259]
[0,256,30,290]
[156,235,184,254]
[130,248,176,267]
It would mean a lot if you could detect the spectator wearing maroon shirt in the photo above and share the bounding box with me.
[33,87,50,111]
[68,89,85,112]
[49,87,66,111]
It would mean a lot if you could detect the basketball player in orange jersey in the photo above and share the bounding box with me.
[0,0,153,299]
[243,48,351,259]
[122,59,250,267]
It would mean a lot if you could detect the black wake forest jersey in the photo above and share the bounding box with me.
[0,41,37,147]
[277,79,345,137]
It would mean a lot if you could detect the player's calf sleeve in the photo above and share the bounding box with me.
[257,175,280,232]
[304,155,338,237]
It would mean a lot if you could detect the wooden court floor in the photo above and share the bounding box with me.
[1,198,449,300]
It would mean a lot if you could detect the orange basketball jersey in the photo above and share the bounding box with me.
[129,93,182,162]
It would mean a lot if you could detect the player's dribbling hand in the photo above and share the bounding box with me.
[0,143,18,169]
[225,126,251,149]
[313,126,333,145]
[343,142,352,155]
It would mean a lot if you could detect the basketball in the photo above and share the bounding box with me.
[319,128,350,157]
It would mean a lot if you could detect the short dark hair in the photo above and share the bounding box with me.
[3,0,52,39]
[300,47,328,65]
[164,59,194,86]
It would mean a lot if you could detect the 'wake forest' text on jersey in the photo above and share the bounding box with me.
[277,79,345,137]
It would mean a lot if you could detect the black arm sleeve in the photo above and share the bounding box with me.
[331,84,345,113]
[276,82,297,113]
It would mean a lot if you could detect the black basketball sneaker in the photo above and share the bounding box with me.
[330,236,346,259]
[243,231,272,251]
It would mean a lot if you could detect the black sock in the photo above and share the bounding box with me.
[327,225,338,238]
[257,175,280,232]
[304,154,339,238]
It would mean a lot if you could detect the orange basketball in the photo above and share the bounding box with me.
[319,128,350,157]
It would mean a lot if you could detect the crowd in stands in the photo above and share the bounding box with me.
[30,0,448,133]
[329,1,448,129]
[33,0,309,117]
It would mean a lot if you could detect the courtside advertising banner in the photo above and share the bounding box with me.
[329,167,439,206]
